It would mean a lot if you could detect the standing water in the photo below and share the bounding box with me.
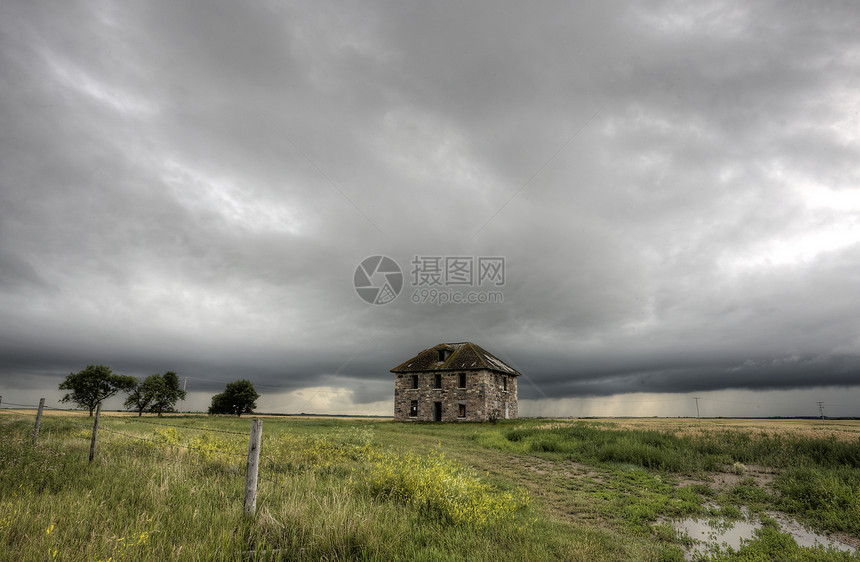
[671,510,857,560]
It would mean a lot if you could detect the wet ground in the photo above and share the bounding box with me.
[671,508,858,560]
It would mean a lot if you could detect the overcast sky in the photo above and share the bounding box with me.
[2,1,859,417]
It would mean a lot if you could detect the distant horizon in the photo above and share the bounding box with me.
[4,404,856,421]
[0,394,860,420]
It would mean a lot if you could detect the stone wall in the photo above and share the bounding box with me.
[394,369,518,421]
[483,371,518,420]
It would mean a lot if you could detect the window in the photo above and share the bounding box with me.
[410,400,418,417]
[458,372,466,388]
[434,373,442,388]
[411,375,418,389]
[458,403,466,417]
[503,376,507,391]
[437,348,452,362]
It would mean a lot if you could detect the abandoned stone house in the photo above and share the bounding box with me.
[391,342,520,422]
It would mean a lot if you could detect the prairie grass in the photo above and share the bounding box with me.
[497,422,860,472]
[475,419,860,544]
[2,412,859,560]
[0,413,598,561]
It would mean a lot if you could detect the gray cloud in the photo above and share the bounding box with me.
[2,1,859,415]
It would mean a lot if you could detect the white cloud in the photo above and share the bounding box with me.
[160,158,306,235]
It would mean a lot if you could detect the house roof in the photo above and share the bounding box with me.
[390,342,521,376]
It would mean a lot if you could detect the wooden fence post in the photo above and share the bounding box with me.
[89,403,101,463]
[244,419,263,516]
[32,398,45,442]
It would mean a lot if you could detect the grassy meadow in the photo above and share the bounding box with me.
[1,411,860,561]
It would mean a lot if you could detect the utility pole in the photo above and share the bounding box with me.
[694,397,701,420]
[179,377,188,413]
[817,401,825,423]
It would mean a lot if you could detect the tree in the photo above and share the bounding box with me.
[59,365,136,416]
[124,372,187,417]
[149,371,186,417]
[208,379,259,417]
[124,374,159,416]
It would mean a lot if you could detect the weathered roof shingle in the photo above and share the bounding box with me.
[390,342,521,376]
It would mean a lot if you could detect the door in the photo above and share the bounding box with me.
[434,402,442,421]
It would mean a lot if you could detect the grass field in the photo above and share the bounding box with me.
[1,411,859,561]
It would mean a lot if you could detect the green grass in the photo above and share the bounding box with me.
[473,420,860,539]
[1,414,859,560]
[0,414,661,561]
[495,422,860,472]
[774,466,860,535]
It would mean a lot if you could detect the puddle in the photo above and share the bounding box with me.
[671,510,857,560]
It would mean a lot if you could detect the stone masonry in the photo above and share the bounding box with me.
[391,343,520,422]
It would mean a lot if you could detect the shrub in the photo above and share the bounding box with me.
[269,428,383,471]
[364,450,529,527]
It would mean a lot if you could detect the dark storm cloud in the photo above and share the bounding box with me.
[2,1,860,414]
[517,352,860,399]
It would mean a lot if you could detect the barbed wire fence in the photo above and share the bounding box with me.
[0,396,266,517]
[1,395,372,551]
